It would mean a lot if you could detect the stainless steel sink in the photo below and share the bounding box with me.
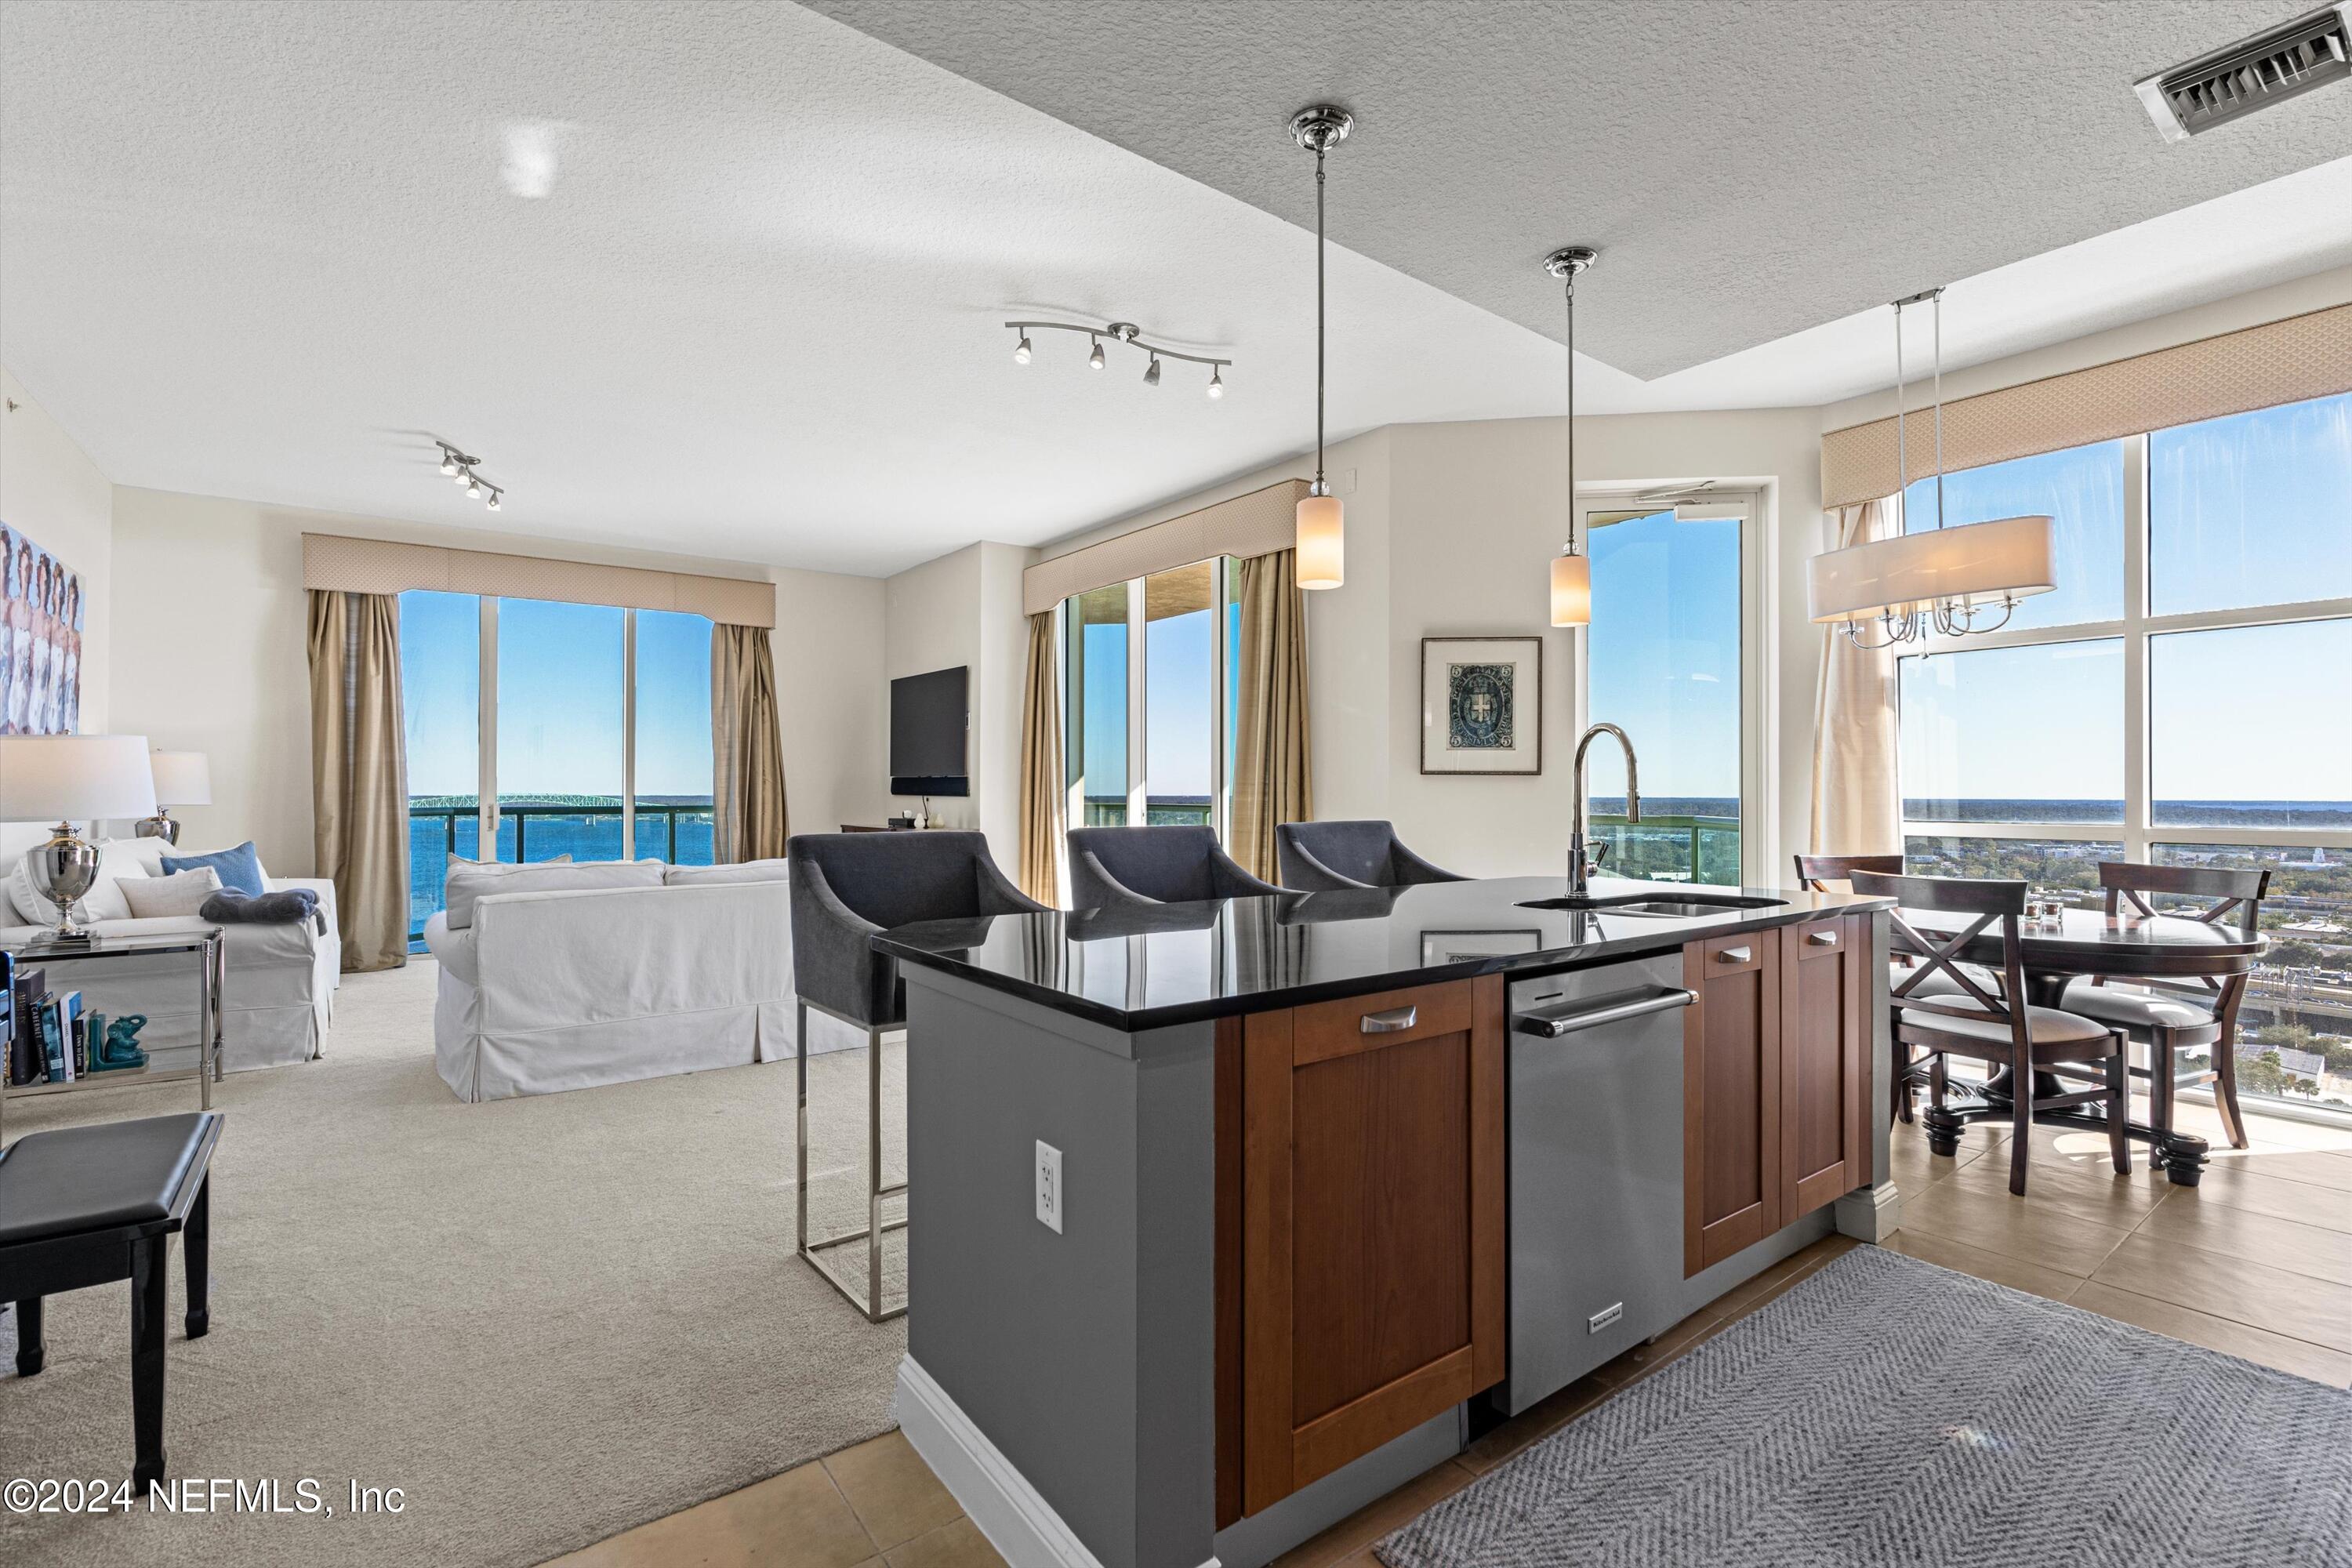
[1515,892,1788,915]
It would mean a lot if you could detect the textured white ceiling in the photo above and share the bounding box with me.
[808,0,2352,378]
[2,2,2347,576]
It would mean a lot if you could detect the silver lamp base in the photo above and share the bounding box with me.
[134,811,182,844]
[30,823,102,942]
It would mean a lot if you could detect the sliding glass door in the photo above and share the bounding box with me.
[1574,494,1763,885]
[399,593,717,942]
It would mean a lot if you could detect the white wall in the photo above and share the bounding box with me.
[1029,412,1820,884]
[107,487,887,873]
[880,540,1032,869]
[2,367,114,733]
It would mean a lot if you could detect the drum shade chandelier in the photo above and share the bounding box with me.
[1290,103,1352,590]
[1546,246,1598,627]
[1808,288,2055,648]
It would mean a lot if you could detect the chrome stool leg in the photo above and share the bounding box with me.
[795,1006,908,1323]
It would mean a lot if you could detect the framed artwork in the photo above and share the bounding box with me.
[1420,928,1544,967]
[1419,636,1541,775]
[2,523,85,735]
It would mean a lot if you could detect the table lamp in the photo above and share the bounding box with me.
[140,750,212,844]
[0,733,158,941]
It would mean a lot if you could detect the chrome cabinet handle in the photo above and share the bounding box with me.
[1516,985,1695,1038]
[1719,946,1752,964]
[1807,929,1839,946]
[1360,1004,1419,1034]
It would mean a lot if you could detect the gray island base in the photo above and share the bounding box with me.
[877,877,1896,1568]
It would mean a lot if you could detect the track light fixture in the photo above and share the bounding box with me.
[1007,318,1229,398]
[434,440,505,514]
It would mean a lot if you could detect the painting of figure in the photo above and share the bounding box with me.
[1,524,83,735]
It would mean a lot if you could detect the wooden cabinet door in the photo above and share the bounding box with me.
[1234,976,1505,1517]
[1683,930,1784,1276]
[1778,913,1872,1222]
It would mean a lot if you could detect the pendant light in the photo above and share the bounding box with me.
[1808,287,2056,648]
[1290,104,1352,590]
[1545,246,1598,626]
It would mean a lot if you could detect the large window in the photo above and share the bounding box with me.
[401,594,717,942]
[1579,496,1759,884]
[1895,391,2352,1120]
[1063,560,1234,838]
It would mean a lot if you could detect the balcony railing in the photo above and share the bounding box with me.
[1080,795,1214,828]
[1586,813,1741,886]
[407,802,713,942]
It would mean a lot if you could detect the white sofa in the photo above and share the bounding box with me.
[422,858,812,1102]
[2,827,342,1072]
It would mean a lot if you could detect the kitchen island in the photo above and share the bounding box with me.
[874,876,1896,1568]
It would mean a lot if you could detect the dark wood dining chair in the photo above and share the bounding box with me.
[1849,869,2132,1196]
[1795,854,1959,1125]
[2062,862,2270,1154]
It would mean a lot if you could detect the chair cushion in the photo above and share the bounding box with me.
[442,858,664,928]
[662,858,790,886]
[0,1111,214,1247]
[1893,994,2114,1048]
[2060,978,2219,1033]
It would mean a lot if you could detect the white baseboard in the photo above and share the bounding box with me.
[892,1356,1220,1568]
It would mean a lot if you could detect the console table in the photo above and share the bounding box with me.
[0,929,225,1138]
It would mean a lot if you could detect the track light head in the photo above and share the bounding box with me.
[1088,337,1105,370]
[439,455,459,477]
[466,476,481,497]
[485,491,500,511]
[1144,356,1162,387]
[1013,332,1032,365]
[1207,366,1225,400]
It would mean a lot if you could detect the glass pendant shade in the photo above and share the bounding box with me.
[1550,552,1591,626]
[1808,513,2056,623]
[1296,493,1345,590]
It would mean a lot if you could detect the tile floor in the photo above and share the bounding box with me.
[551,1095,2352,1568]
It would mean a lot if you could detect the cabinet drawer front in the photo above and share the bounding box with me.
[1292,980,1473,1065]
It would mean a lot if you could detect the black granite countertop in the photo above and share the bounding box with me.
[874,876,1893,1032]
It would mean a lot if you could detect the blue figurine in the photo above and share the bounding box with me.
[91,1012,149,1072]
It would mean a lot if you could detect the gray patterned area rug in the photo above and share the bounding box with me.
[1380,1246,2352,1568]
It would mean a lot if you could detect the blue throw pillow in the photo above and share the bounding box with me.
[162,840,268,898]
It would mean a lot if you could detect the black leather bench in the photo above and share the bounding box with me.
[2,1111,223,1490]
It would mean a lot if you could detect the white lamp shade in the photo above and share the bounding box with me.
[151,750,213,808]
[1808,514,2056,623]
[1550,552,1592,626]
[0,734,160,823]
[1296,493,1345,590]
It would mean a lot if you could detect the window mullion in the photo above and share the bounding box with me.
[2122,432,2151,864]
[622,608,637,861]
[1127,576,1147,825]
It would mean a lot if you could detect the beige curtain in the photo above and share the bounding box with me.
[711,624,789,863]
[307,590,409,972]
[1808,499,1901,858]
[1017,611,1066,905]
[1231,549,1313,882]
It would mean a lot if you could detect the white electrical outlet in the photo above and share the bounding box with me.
[1034,1140,1063,1234]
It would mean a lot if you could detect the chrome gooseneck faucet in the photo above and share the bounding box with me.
[1569,724,1641,894]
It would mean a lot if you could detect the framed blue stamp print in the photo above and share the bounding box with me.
[1420,636,1541,775]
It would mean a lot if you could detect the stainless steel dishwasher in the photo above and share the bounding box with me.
[1497,951,1696,1417]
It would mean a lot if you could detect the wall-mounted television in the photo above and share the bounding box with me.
[890,666,969,797]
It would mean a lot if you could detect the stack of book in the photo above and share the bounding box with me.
[9,964,123,1084]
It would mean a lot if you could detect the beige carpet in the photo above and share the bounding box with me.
[0,960,909,1567]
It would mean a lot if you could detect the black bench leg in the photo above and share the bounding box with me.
[132,1236,169,1493]
[184,1177,210,1339]
[13,1298,42,1377]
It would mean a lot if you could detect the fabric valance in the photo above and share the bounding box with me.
[301,533,776,628]
[1022,478,1308,616]
[1820,303,2352,510]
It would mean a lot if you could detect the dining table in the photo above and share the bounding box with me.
[1898,902,2267,1186]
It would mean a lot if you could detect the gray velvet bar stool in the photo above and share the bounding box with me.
[1065,825,1283,910]
[786,831,1048,1320]
[1276,819,1467,892]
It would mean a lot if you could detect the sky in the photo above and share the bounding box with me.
[1898,392,2350,804]
[1584,510,1742,803]
[401,592,714,800]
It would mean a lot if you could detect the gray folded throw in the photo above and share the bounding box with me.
[200,887,323,935]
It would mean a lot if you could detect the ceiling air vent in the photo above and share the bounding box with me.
[2136,4,2352,140]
